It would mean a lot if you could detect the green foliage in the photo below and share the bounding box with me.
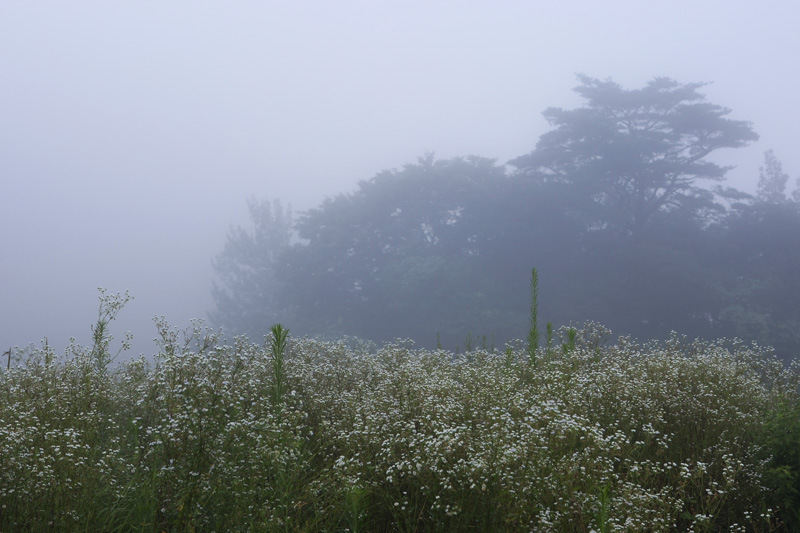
[269,323,289,407]
[210,199,292,339]
[273,154,517,346]
[209,81,799,360]
[594,483,612,533]
[757,149,790,204]
[510,75,759,238]
[90,288,133,371]
[716,196,800,358]
[758,396,800,530]
[527,268,540,364]
[562,327,578,354]
[2,312,799,531]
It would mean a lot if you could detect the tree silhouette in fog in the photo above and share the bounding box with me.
[210,80,800,360]
[510,75,758,238]
[210,199,292,339]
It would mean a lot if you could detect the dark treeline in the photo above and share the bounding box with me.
[211,76,800,360]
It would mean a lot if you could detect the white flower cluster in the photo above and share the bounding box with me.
[0,324,797,531]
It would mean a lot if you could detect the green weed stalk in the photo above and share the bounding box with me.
[269,324,289,407]
[527,268,540,365]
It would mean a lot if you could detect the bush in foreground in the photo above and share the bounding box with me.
[1,313,799,531]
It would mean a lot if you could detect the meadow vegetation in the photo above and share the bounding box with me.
[1,291,799,532]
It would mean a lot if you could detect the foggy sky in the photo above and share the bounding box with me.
[2,1,798,359]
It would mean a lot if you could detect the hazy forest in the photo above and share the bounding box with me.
[211,76,800,361]
[3,76,800,531]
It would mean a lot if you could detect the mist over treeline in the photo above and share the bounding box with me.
[210,76,800,360]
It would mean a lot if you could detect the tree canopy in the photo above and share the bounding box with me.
[210,199,292,339]
[275,155,515,345]
[510,76,758,237]
[757,149,791,204]
[210,78,799,360]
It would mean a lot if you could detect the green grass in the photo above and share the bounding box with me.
[1,294,800,531]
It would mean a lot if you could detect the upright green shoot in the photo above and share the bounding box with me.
[595,483,612,533]
[480,334,494,352]
[504,346,515,370]
[90,289,133,372]
[527,268,540,365]
[269,324,289,407]
[563,327,578,355]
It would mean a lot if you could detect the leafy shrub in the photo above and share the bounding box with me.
[758,394,800,530]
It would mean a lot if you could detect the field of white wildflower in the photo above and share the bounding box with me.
[1,311,799,531]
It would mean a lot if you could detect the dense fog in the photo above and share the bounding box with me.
[2,2,798,360]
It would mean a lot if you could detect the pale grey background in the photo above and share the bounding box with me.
[2,1,798,358]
